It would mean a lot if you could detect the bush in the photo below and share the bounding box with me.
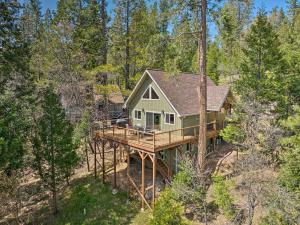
[212,175,236,220]
[151,188,187,225]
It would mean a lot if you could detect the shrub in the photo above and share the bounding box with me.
[151,188,187,225]
[212,175,236,220]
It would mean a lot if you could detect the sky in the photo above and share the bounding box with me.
[19,0,288,37]
[20,0,288,15]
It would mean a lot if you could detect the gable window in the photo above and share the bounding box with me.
[134,110,142,120]
[151,87,159,99]
[165,113,175,125]
[142,86,159,100]
[142,88,150,99]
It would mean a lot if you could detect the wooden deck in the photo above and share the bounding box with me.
[95,122,218,152]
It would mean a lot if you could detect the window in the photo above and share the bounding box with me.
[142,86,159,100]
[151,87,159,99]
[134,110,141,120]
[143,88,150,99]
[165,113,175,125]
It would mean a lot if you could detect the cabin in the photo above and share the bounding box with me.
[124,69,233,146]
[94,69,234,209]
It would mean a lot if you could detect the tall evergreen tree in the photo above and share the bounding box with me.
[0,0,34,173]
[32,84,78,214]
[206,41,221,84]
[20,0,42,44]
[237,10,285,96]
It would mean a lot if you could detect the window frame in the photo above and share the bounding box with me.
[165,112,175,125]
[142,85,160,100]
[134,109,142,120]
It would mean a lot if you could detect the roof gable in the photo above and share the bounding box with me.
[124,69,232,116]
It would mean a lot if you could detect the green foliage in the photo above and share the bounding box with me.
[32,84,79,196]
[260,210,291,225]
[278,106,300,194]
[172,157,205,206]
[0,1,34,173]
[206,41,221,84]
[220,124,246,144]
[151,188,187,225]
[39,177,140,225]
[212,175,236,220]
[236,9,288,117]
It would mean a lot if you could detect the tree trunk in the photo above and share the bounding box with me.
[50,119,58,215]
[198,0,207,172]
[100,0,107,64]
[85,137,90,171]
[125,0,130,89]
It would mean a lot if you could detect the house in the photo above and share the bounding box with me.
[124,69,233,140]
[94,69,234,209]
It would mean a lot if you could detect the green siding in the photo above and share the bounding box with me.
[127,75,181,131]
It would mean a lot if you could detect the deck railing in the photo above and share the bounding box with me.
[94,119,217,150]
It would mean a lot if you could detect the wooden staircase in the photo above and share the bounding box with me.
[156,158,171,183]
[130,153,171,183]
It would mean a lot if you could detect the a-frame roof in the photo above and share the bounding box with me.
[124,69,232,117]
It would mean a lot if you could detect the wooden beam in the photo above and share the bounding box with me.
[113,144,117,188]
[128,175,152,210]
[141,152,145,210]
[94,140,97,179]
[102,141,105,183]
[152,154,156,206]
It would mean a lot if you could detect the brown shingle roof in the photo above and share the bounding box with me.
[147,69,230,116]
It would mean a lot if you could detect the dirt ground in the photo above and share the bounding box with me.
[1,142,275,225]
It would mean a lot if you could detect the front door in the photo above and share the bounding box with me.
[146,112,161,130]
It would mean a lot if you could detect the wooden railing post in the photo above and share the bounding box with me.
[138,131,140,142]
[213,120,217,131]
[153,133,156,148]
[113,125,115,137]
[124,128,127,140]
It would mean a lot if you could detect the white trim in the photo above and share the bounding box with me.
[164,112,175,125]
[146,70,181,116]
[145,110,162,114]
[134,109,142,120]
[141,85,160,100]
[141,86,150,99]
[145,111,162,129]
[123,70,148,108]
[123,70,181,116]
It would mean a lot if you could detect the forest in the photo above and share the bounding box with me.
[0,0,300,224]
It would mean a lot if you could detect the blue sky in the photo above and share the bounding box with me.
[19,0,288,37]
[20,0,288,14]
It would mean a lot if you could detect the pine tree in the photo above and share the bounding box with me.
[237,9,286,108]
[20,0,42,44]
[32,84,79,214]
[207,41,221,84]
[165,13,197,73]
[0,0,34,173]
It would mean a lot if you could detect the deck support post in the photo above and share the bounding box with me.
[102,141,105,183]
[141,152,145,210]
[94,140,97,179]
[169,150,173,179]
[152,153,156,206]
[113,144,117,188]
[127,147,130,191]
